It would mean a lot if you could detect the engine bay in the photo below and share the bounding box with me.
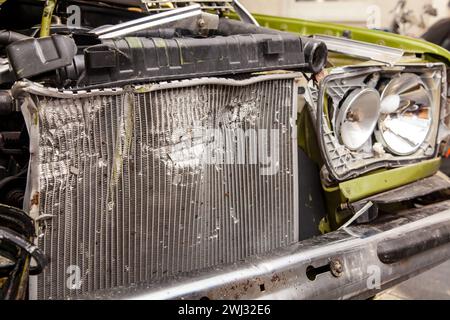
[0,0,327,210]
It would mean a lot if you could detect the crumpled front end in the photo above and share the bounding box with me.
[15,73,300,300]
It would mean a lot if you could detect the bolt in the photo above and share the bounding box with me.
[346,111,360,122]
[330,259,344,278]
[198,18,206,28]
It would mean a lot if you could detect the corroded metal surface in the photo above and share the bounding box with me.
[72,200,450,300]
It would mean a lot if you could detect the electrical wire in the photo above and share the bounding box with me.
[40,0,58,38]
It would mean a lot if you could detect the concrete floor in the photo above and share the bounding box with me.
[376,260,450,300]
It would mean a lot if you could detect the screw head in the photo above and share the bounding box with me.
[330,259,344,278]
[198,19,206,28]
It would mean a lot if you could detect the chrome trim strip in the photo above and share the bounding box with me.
[94,4,203,39]
[314,35,405,66]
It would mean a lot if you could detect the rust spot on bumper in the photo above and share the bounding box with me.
[31,192,39,206]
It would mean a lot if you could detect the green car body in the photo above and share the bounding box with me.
[255,14,450,63]
[253,13,450,233]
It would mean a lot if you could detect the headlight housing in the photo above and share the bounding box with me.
[313,63,447,182]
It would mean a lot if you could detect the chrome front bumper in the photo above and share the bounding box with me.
[73,199,450,300]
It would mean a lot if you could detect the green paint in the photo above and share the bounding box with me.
[319,217,331,234]
[125,37,143,49]
[135,85,154,94]
[255,14,450,231]
[154,38,167,48]
[320,159,441,231]
[253,14,450,64]
[297,107,322,166]
[40,0,57,38]
[339,158,442,202]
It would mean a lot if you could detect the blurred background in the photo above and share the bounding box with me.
[241,0,450,38]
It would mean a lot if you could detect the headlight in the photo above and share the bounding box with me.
[336,88,380,151]
[314,63,446,182]
[377,73,433,156]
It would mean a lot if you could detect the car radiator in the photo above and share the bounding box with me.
[15,72,300,299]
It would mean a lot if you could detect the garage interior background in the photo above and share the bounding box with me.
[241,0,450,37]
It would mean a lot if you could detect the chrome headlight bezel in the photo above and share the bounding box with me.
[314,63,447,183]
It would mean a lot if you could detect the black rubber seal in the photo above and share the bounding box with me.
[377,221,450,264]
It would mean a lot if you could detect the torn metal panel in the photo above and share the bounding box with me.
[14,73,301,300]
[314,35,405,66]
[349,171,450,224]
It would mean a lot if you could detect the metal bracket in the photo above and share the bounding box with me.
[313,35,404,66]
[139,0,259,26]
[338,201,374,230]
[93,4,219,39]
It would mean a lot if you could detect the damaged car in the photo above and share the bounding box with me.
[1,0,450,300]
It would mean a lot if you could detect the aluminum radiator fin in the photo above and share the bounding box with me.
[21,75,299,299]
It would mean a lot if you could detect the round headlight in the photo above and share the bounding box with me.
[336,88,381,151]
[377,73,433,156]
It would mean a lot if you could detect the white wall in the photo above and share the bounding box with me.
[431,0,450,23]
[239,0,283,17]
